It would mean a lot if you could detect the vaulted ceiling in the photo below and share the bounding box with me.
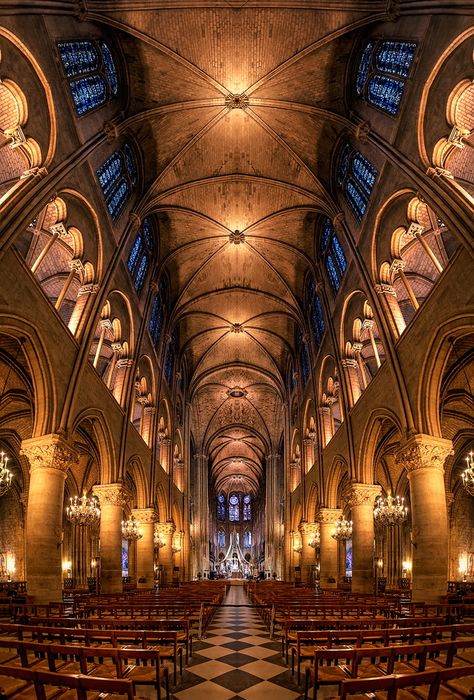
[99,2,379,496]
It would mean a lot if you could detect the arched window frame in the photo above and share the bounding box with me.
[57,39,120,116]
[97,143,138,221]
[217,493,226,521]
[243,531,252,548]
[127,218,154,294]
[320,217,347,294]
[336,142,378,222]
[355,39,416,116]
[243,494,251,521]
[217,530,225,547]
[229,494,240,522]
[298,330,311,386]
[306,275,326,348]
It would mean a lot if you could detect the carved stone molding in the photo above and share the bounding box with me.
[355,120,371,144]
[132,508,158,524]
[103,121,119,143]
[129,213,141,234]
[299,520,319,536]
[375,283,396,296]
[318,507,342,525]
[21,434,78,474]
[93,483,131,508]
[78,283,100,297]
[395,434,453,474]
[155,520,176,536]
[332,212,346,236]
[344,483,381,508]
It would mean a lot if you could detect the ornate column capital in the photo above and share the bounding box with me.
[155,520,176,536]
[344,483,381,508]
[299,521,319,536]
[132,508,158,524]
[93,483,131,508]
[317,507,342,524]
[375,283,397,296]
[395,434,453,475]
[78,283,100,297]
[21,434,78,475]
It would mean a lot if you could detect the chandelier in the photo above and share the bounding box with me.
[308,530,320,548]
[331,517,352,541]
[0,451,13,497]
[373,492,408,527]
[154,529,166,549]
[66,491,100,526]
[462,452,474,496]
[122,516,143,541]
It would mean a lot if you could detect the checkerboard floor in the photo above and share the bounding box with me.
[169,585,307,700]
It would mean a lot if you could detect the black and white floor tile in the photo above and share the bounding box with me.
[169,585,309,700]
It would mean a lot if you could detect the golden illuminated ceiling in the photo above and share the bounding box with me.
[97,2,381,494]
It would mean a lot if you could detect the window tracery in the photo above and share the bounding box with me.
[97,143,137,221]
[306,276,325,347]
[217,493,226,521]
[243,531,252,547]
[243,494,251,521]
[229,494,240,522]
[218,530,225,547]
[356,40,416,115]
[319,217,347,294]
[57,40,119,116]
[127,218,154,294]
[337,143,378,221]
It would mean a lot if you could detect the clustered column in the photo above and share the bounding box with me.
[93,484,130,594]
[132,508,158,588]
[21,434,78,604]
[318,508,342,588]
[265,453,280,576]
[345,483,381,594]
[299,521,318,585]
[156,521,175,586]
[396,434,453,603]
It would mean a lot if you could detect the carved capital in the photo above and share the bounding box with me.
[344,483,381,508]
[78,283,99,297]
[317,507,342,524]
[155,520,176,536]
[386,0,400,21]
[93,483,131,508]
[21,434,78,475]
[103,121,119,143]
[132,508,158,524]
[426,166,454,180]
[341,358,358,369]
[355,121,371,144]
[395,434,453,475]
[69,258,85,274]
[299,520,319,536]
[375,283,396,296]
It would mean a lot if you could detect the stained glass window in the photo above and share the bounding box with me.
[319,216,347,294]
[164,343,174,386]
[352,152,377,195]
[345,177,368,221]
[301,340,311,386]
[218,530,225,547]
[97,144,137,221]
[243,531,252,547]
[326,254,340,293]
[311,294,325,345]
[149,295,162,347]
[127,218,154,293]
[243,495,251,521]
[331,236,347,275]
[229,494,240,522]
[355,40,416,115]
[337,144,377,222]
[58,40,120,116]
[217,494,226,521]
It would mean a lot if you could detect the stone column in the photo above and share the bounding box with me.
[265,453,280,575]
[318,508,342,589]
[21,435,78,604]
[132,508,157,589]
[299,521,319,585]
[396,434,453,603]
[68,283,99,336]
[345,484,381,594]
[156,521,175,586]
[93,484,130,594]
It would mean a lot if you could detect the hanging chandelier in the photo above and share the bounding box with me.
[0,451,13,497]
[331,516,352,541]
[461,452,474,496]
[308,530,320,548]
[122,516,143,541]
[373,492,408,527]
[154,528,166,549]
[66,491,100,526]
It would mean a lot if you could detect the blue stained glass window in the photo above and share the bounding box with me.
[149,295,161,341]
[352,152,377,195]
[306,277,315,307]
[58,41,99,78]
[301,342,310,386]
[311,294,325,344]
[331,236,347,274]
[107,177,129,220]
[356,42,374,96]
[326,253,340,293]
[243,495,251,521]
[345,177,367,221]
[134,255,148,293]
[218,494,226,521]
[99,41,119,95]
[367,75,404,115]
[218,530,225,546]
[375,41,416,78]
[70,76,107,115]
[229,494,240,522]
[243,531,252,547]
[337,143,351,185]
[320,217,333,251]
[124,144,138,186]
[127,235,143,274]
[97,152,123,195]
[141,218,154,250]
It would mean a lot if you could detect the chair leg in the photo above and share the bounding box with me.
[304,667,309,700]
[165,671,170,700]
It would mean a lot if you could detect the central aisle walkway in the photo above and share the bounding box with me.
[172,584,304,700]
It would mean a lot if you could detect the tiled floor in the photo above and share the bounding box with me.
[170,584,305,700]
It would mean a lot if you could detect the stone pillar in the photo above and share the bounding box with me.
[93,484,130,594]
[156,521,175,586]
[265,453,280,575]
[112,359,133,406]
[68,283,99,336]
[345,484,381,594]
[375,283,406,339]
[140,406,155,448]
[318,508,342,589]
[319,406,334,447]
[132,508,157,589]
[21,435,78,604]
[396,434,453,603]
[341,358,362,406]
[299,521,319,585]
[193,453,209,576]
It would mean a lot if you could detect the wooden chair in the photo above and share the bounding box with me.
[0,662,36,698]
[438,663,474,700]
[392,670,440,700]
[118,647,170,700]
[34,670,82,700]
[143,631,182,683]
[336,674,396,700]
[304,647,354,700]
[78,675,135,700]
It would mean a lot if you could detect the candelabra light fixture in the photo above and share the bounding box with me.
[331,516,353,541]
[373,491,408,526]
[66,491,100,527]
[308,530,320,549]
[172,532,182,554]
[121,516,143,541]
[154,528,166,549]
[461,452,474,496]
[0,451,13,497]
